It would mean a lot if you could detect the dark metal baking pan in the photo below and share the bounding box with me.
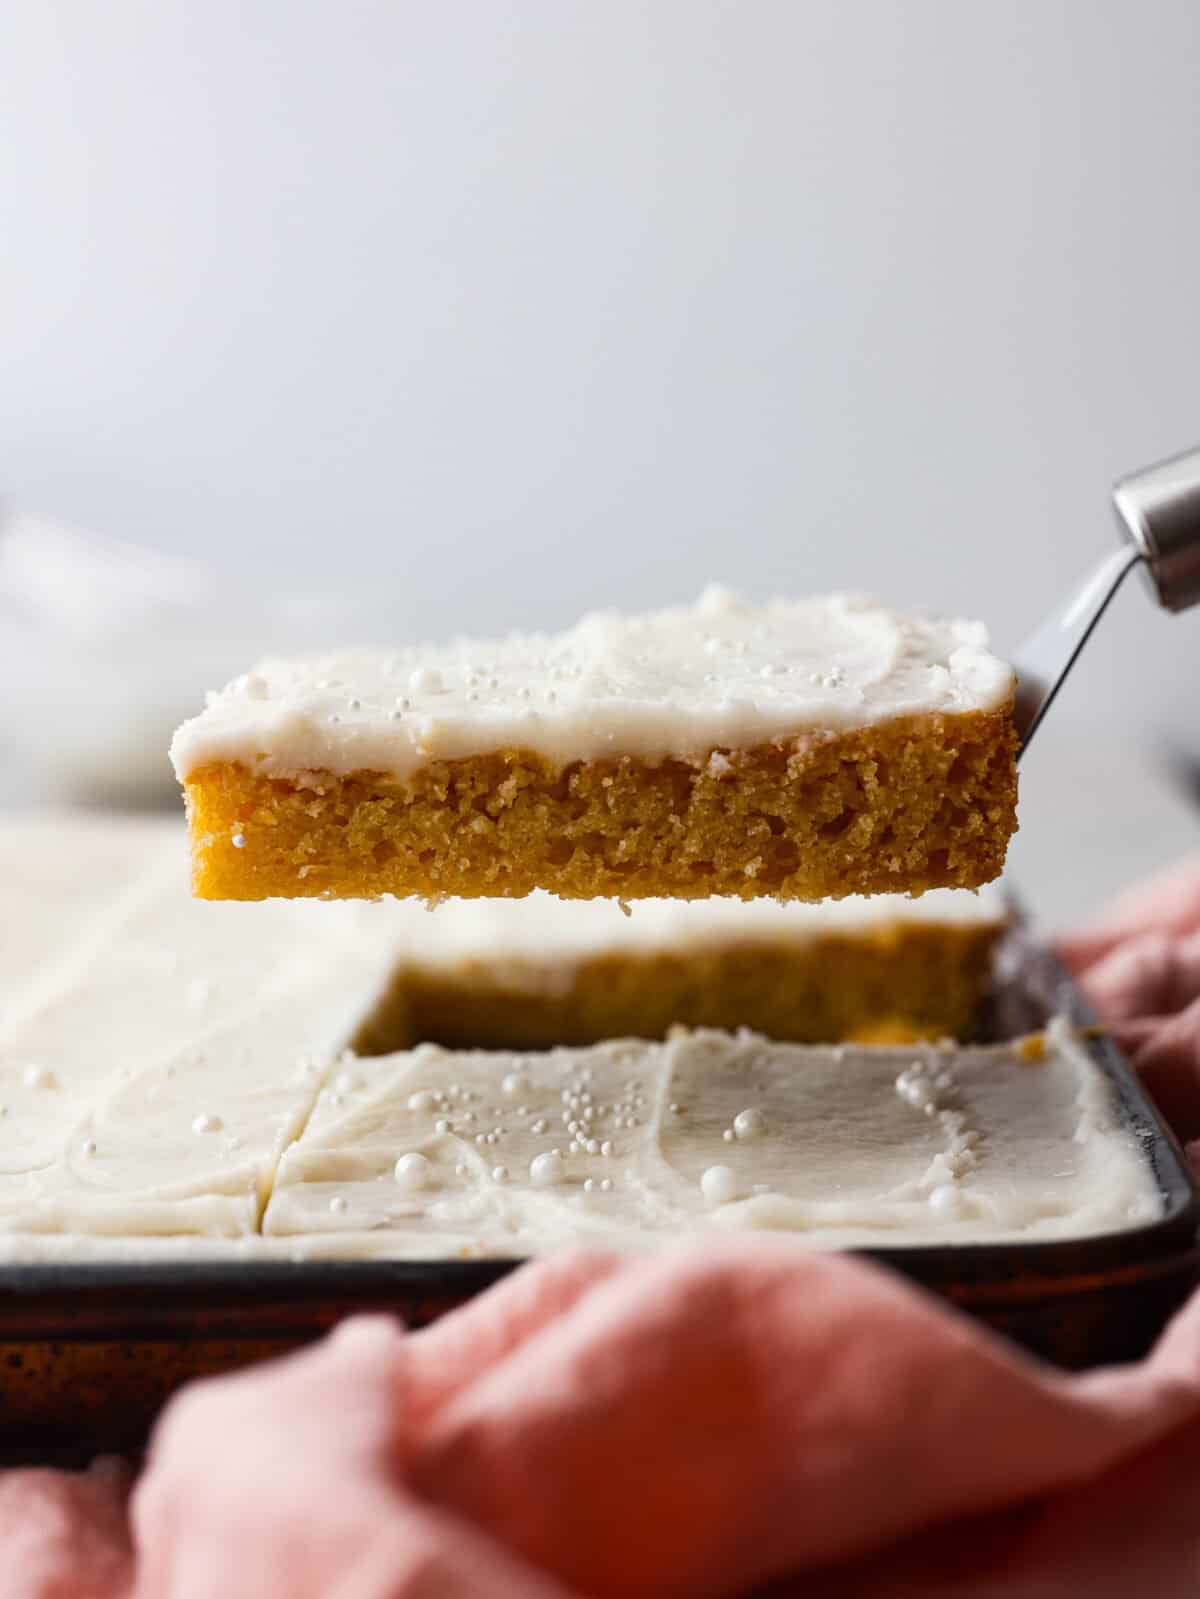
[0,926,1196,1463]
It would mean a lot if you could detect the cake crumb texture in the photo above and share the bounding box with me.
[356,923,1000,1054]
[185,709,1017,903]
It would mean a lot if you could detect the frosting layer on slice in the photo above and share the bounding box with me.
[171,589,1014,784]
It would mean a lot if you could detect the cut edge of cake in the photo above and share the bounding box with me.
[182,708,1017,903]
[172,591,1018,904]
[351,886,1010,1054]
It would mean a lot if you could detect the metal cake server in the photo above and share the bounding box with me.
[1013,443,1200,755]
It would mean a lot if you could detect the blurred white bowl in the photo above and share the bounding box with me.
[0,510,377,807]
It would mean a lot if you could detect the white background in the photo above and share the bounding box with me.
[2,0,1199,752]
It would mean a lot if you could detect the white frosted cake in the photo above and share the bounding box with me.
[0,815,1157,1262]
[170,589,1018,903]
[0,815,396,1240]
[262,1022,1161,1257]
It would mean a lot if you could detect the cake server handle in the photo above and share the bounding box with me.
[1013,444,1200,756]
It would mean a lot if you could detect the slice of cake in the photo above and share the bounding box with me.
[261,1022,1160,1256]
[351,887,1008,1053]
[170,589,1018,903]
[0,815,398,1238]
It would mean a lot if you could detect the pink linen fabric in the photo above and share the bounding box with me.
[4,1245,1200,1599]
[4,858,1200,1598]
[1061,856,1200,1154]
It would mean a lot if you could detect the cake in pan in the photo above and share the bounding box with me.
[0,816,1162,1261]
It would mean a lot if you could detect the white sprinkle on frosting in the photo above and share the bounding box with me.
[170,592,1013,784]
[733,1107,767,1140]
[530,1150,565,1187]
[928,1183,964,1217]
[700,1164,739,1205]
[394,1152,432,1192]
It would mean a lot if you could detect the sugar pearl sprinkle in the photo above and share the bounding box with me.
[394,1152,432,1192]
[733,1107,767,1140]
[895,1057,982,1203]
[530,1151,565,1187]
[700,1165,739,1205]
[192,1113,223,1134]
[393,1058,675,1204]
[927,1183,964,1216]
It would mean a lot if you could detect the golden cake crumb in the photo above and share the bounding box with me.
[354,915,1003,1053]
[183,709,1018,903]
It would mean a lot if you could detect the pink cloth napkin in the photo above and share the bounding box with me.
[1060,856,1200,1151]
[5,1239,1200,1598]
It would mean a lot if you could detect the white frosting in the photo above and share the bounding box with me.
[0,815,397,1237]
[263,1022,1161,1253]
[170,590,1014,783]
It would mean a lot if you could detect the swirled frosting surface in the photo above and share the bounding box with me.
[263,1021,1161,1256]
[171,589,1014,783]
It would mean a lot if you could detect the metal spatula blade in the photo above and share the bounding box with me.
[1012,444,1200,756]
